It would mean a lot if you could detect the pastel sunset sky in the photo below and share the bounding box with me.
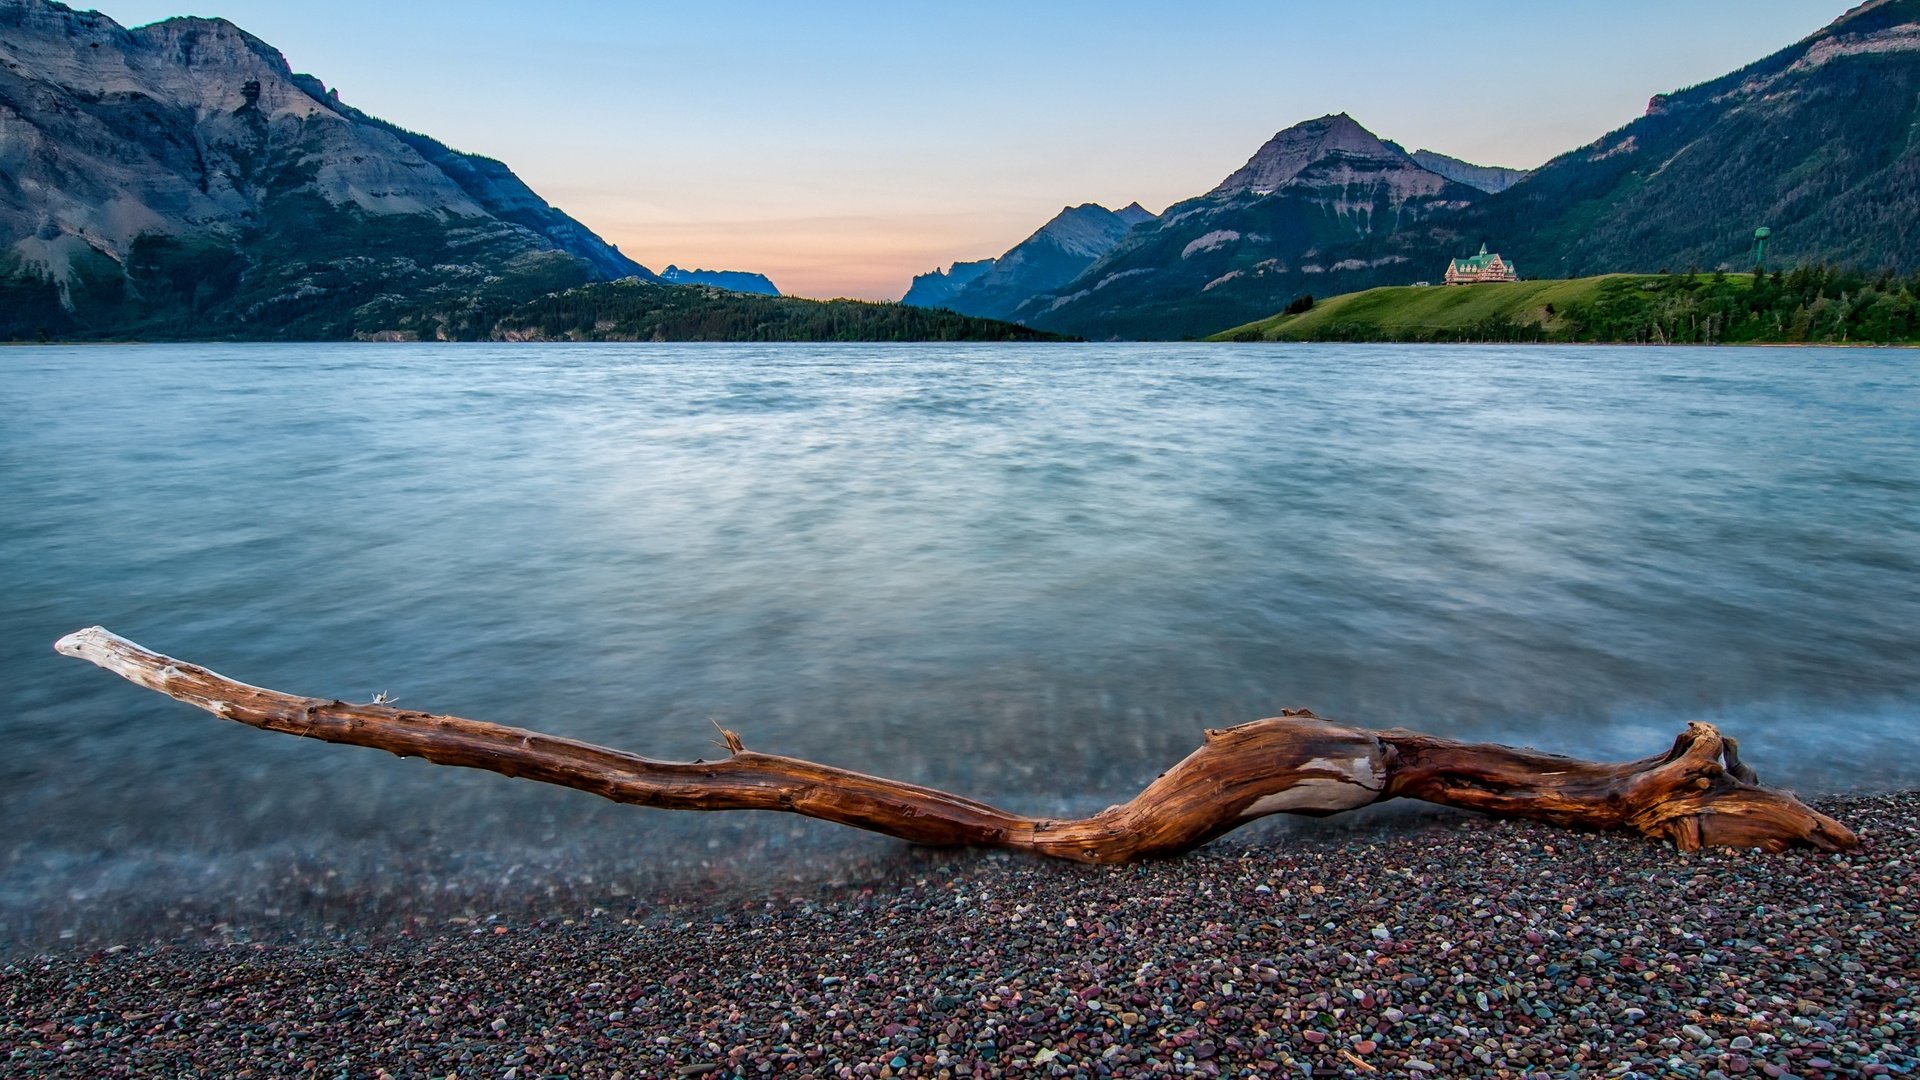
[92,1,1848,299]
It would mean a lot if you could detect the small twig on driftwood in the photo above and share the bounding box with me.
[53,626,1856,862]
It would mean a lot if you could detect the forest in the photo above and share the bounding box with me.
[1564,266,1920,345]
[477,281,1062,343]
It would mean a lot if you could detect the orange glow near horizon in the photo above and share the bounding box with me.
[599,211,1053,302]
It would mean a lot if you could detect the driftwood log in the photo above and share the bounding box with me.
[55,626,1856,860]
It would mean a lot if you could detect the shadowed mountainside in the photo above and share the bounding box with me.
[901,202,1156,320]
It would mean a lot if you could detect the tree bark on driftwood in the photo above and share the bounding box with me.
[54,627,1856,861]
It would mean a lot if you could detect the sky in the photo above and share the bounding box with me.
[91,1,1853,300]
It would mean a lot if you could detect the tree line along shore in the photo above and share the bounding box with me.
[1213,267,1920,346]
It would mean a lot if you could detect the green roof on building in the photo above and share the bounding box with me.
[1449,243,1516,277]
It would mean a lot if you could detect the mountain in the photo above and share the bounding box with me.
[1382,0,1920,282]
[900,258,995,308]
[0,0,651,340]
[1017,114,1483,339]
[659,265,780,295]
[1408,151,1529,194]
[900,201,1157,320]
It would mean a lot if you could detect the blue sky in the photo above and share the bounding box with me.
[91,1,1850,298]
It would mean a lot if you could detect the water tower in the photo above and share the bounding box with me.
[1752,226,1772,270]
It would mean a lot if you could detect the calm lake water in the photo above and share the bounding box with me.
[3,342,1918,950]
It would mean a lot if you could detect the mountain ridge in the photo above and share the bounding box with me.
[900,201,1157,320]
[1408,151,1529,194]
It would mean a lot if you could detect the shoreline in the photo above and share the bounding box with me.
[6,338,1918,348]
[5,792,1913,1077]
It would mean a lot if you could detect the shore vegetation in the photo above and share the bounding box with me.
[1213,267,1920,345]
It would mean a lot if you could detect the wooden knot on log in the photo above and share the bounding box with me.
[710,719,745,755]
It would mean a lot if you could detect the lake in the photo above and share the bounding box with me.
[3,342,1917,951]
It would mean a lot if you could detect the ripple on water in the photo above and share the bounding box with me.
[1,341,1917,948]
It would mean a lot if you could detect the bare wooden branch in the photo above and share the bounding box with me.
[54,626,1856,861]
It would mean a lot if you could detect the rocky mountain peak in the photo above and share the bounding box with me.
[130,16,294,80]
[1210,113,1411,197]
[1114,201,1157,226]
[1034,203,1143,258]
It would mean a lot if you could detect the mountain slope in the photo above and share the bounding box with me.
[0,0,651,339]
[1319,0,1920,291]
[902,202,1156,320]
[1019,115,1482,339]
[320,90,652,283]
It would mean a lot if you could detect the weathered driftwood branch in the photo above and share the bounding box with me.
[54,627,1856,861]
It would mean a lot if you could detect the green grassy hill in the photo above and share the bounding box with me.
[1212,268,1920,345]
[1214,277,1646,342]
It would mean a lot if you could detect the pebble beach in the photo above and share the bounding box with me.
[3,793,1915,1079]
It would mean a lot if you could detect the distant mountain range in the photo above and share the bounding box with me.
[659,265,780,295]
[929,0,1920,339]
[901,202,1156,320]
[8,0,1918,342]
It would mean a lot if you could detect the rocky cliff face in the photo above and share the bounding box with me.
[0,0,650,339]
[901,202,1156,320]
[1408,150,1529,194]
[1017,115,1479,339]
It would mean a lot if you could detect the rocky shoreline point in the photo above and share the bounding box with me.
[3,793,1915,1078]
